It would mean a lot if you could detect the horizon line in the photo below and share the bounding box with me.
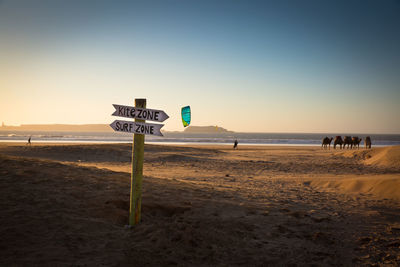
[0,123,399,135]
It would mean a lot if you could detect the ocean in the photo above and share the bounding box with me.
[1,131,399,147]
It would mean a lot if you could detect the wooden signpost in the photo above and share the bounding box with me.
[110,99,168,226]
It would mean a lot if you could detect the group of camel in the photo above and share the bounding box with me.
[322,136,372,149]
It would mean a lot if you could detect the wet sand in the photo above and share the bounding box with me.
[0,143,399,266]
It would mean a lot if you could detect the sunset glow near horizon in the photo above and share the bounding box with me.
[1,0,399,134]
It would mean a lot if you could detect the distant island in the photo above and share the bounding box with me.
[183,126,233,133]
[0,123,233,133]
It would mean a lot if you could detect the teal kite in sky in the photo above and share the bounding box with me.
[181,106,191,127]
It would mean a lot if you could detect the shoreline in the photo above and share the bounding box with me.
[0,140,394,148]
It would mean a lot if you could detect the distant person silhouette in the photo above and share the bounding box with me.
[233,139,238,149]
[27,136,31,145]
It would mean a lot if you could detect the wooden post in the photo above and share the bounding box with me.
[129,98,146,226]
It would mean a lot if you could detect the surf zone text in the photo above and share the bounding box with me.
[114,121,155,135]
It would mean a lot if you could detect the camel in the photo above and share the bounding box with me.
[365,136,371,149]
[321,137,333,149]
[333,136,343,149]
[343,136,352,149]
[351,136,362,149]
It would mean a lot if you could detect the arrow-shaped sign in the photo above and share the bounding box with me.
[110,120,164,136]
[112,104,169,122]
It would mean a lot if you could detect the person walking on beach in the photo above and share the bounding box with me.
[27,136,31,146]
[233,139,238,149]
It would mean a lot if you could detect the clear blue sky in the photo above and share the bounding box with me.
[1,0,399,133]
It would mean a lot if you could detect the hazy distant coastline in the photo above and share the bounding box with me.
[0,124,232,134]
[0,124,112,132]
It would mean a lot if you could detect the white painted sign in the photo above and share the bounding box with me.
[112,104,169,122]
[110,120,164,136]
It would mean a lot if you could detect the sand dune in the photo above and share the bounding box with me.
[340,145,400,168]
[310,146,400,201]
[310,175,400,201]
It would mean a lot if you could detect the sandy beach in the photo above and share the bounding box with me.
[0,143,399,266]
